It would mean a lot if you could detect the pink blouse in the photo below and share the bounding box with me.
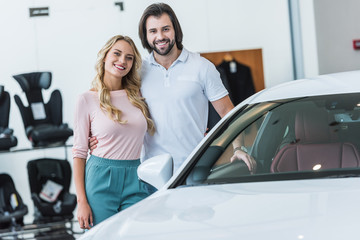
[72,90,147,160]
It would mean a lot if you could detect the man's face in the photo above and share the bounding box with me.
[146,13,176,56]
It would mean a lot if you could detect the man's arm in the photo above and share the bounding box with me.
[211,95,257,174]
[230,136,257,174]
[211,95,234,118]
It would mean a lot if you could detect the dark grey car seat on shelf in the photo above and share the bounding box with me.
[27,158,77,224]
[1,171,76,239]
[0,86,18,150]
[12,72,73,147]
[0,173,28,229]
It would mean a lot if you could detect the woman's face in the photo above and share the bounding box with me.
[104,40,135,81]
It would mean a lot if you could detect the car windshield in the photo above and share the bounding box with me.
[184,92,360,186]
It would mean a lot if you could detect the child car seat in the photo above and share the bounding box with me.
[12,72,73,147]
[0,86,18,150]
[27,158,77,224]
[0,173,28,229]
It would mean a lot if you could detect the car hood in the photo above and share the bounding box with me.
[80,177,360,240]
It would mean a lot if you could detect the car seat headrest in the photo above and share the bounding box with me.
[13,72,52,92]
[295,107,337,143]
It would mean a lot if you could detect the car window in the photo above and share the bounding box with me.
[185,93,360,186]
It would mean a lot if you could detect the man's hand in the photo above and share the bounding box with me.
[230,149,257,174]
[88,137,98,154]
[204,128,209,137]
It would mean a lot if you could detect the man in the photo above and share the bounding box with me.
[90,3,255,173]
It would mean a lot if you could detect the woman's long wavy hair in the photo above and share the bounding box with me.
[92,35,155,135]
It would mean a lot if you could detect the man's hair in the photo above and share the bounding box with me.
[138,3,183,53]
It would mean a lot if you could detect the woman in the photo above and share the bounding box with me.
[72,35,155,230]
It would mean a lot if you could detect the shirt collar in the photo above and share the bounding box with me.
[149,48,189,67]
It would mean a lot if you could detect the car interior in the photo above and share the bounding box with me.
[271,106,360,172]
[186,93,360,185]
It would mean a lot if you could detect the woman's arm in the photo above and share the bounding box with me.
[73,157,93,229]
[73,94,93,229]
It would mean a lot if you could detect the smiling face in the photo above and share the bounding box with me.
[103,40,134,88]
[146,13,176,56]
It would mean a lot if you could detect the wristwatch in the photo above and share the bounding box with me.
[233,146,248,154]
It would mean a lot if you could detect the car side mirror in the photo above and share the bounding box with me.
[137,153,173,190]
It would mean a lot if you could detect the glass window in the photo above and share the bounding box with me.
[185,93,360,186]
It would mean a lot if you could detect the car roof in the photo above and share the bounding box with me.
[244,70,360,105]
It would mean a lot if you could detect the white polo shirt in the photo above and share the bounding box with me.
[140,48,228,171]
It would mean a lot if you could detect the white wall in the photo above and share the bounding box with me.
[1,0,294,150]
[299,0,319,78]
[0,0,294,224]
[313,0,360,74]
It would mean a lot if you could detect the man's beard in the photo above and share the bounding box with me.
[151,39,175,56]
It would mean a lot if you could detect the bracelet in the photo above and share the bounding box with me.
[233,146,248,154]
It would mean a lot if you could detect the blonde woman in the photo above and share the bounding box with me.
[72,35,155,230]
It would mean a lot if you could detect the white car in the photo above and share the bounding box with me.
[79,70,360,240]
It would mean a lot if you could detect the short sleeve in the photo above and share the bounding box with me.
[202,59,228,102]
